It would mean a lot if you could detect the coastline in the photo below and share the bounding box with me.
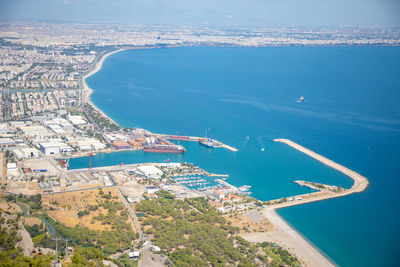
[81,49,127,126]
[248,139,369,266]
[243,208,335,267]
[78,47,369,267]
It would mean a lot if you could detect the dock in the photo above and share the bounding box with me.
[207,173,229,177]
[215,178,239,191]
[155,134,238,152]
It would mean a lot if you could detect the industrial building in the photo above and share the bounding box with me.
[39,142,72,155]
[0,138,17,149]
[136,165,163,179]
[68,115,86,126]
[11,147,40,159]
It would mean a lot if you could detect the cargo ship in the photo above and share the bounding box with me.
[143,144,186,153]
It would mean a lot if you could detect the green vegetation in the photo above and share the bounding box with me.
[84,103,120,131]
[0,250,53,267]
[0,209,53,266]
[69,246,105,266]
[40,207,135,255]
[1,192,138,266]
[117,253,139,267]
[259,242,301,267]
[136,191,299,266]
[5,194,42,212]
[0,212,21,251]
[24,223,46,238]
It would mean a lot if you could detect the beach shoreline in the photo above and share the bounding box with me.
[81,49,127,126]
[243,207,336,267]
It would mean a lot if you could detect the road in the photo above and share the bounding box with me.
[116,186,144,241]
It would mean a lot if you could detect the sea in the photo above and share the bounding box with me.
[70,46,400,266]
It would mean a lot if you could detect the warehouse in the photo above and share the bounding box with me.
[136,165,163,179]
[39,142,72,155]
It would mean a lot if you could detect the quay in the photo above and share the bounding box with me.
[207,173,229,177]
[215,178,239,191]
[155,134,238,152]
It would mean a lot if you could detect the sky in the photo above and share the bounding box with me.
[0,0,399,27]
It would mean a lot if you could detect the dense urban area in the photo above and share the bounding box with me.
[0,21,390,266]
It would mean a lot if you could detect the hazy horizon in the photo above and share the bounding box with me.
[1,0,399,27]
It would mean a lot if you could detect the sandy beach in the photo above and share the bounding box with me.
[81,49,126,126]
[243,208,334,267]
[242,139,370,266]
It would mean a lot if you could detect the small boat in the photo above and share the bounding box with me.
[261,148,265,151]
[239,185,251,191]
[297,96,305,103]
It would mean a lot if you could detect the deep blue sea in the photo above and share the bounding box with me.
[71,47,400,266]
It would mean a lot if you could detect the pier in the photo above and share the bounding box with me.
[215,178,239,191]
[155,134,238,152]
[244,139,371,267]
[273,138,369,193]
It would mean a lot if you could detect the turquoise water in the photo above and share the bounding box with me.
[71,47,400,266]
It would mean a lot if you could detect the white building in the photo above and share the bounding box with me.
[47,124,66,135]
[152,246,161,252]
[18,125,53,139]
[145,186,159,194]
[128,251,140,259]
[11,147,40,159]
[136,165,163,179]
[68,115,86,126]
[0,138,17,149]
[73,138,106,151]
[157,162,181,168]
[213,190,225,201]
[7,162,17,171]
[59,122,74,131]
[39,142,72,155]
[0,123,10,135]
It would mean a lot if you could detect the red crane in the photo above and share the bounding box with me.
[89,153,94,169]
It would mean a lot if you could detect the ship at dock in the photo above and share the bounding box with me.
[199,137,218,148]
[199,128,219,148]
[143,144,186,153]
